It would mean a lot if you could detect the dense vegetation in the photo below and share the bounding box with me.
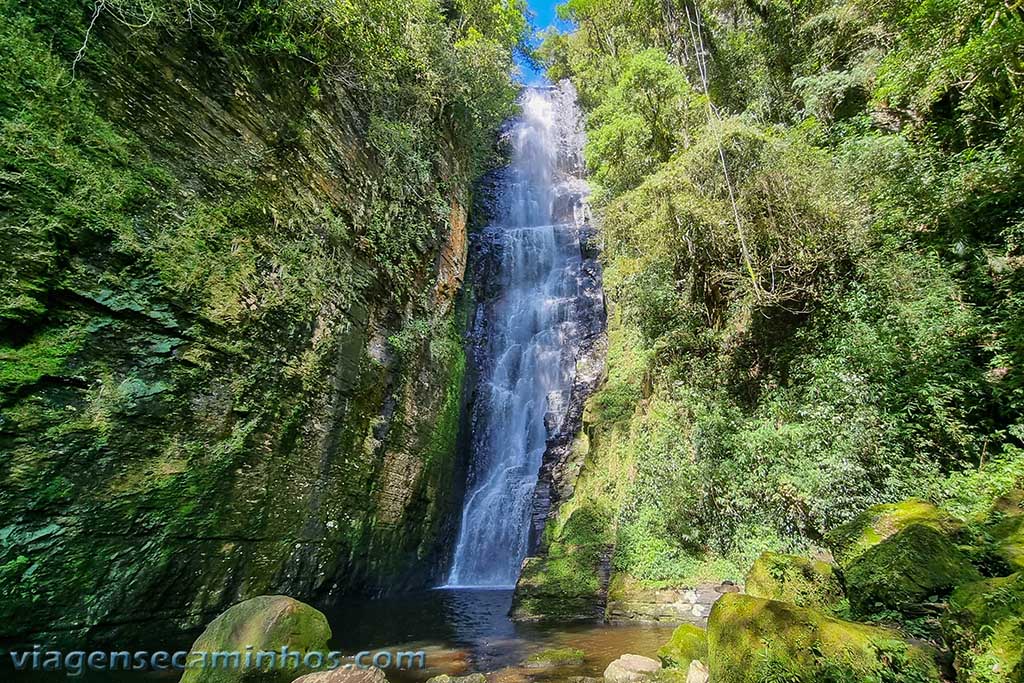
[535,0,1024,601]
[0,0,526,645]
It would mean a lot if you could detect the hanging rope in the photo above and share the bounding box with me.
[681,2,761,299]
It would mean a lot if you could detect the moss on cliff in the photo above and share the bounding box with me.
[0,0,519,647]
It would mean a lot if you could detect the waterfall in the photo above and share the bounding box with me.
[447,84,589,588]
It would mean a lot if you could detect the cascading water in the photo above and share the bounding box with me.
[447,84,590,588]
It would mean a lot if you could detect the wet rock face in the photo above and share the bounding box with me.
[605,580,738,626]
[527,88,607,557]
[448,84,605,586]
[0,22,470,647]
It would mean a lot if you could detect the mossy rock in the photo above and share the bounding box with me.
[524,647,586,668]
[180,595,331,683]
[511,553,606,622]
[825,498,969,568]
[706,594,941,683]
[845,523,982,616]
[988,490,1024,572]
[943,572,1024,683]
[744,552,845,611]
[656,623,707,670]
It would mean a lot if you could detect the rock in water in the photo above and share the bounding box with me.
[657,623,707,669]
[744,552,845,611]
[181,595,331,683]
[293,670,387,683]
[684,660,708,683]
[707,594,941,683]
[603,654,661,683]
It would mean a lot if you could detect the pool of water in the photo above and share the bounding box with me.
[4,589,674,683]
[326,588,675,683]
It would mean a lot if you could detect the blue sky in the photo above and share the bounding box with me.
[517,0,571,84]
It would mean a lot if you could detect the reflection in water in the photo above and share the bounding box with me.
[328,589,674,682]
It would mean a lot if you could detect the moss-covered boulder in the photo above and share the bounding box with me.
[181,595,331,683]
[744,552,845,611]
[825,498,969,568]
[844,523,981,615]
[656,624,707,670]
[944,572,1024,683]
[988,490,1024,572]
[706,594,941,683]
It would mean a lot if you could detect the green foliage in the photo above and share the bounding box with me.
[537,0,1024,594]
[585,48,703,196]
[0,0,524,644]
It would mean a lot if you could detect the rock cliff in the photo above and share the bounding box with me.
[0,5,495,647]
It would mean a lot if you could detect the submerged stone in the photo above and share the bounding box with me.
[825,498,968,567]
[744,552,845,611]
[844,523,981,615]
[706,594,941,683]
[523,648,586,668]
[181,595,331,683]
[944,572,1024,683]
[656,623,707,670]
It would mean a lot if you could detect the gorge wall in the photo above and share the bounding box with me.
[0,1,519,648]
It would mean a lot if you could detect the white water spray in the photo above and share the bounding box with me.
[447,84,588,588]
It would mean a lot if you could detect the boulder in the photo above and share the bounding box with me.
[603,654,661,683]
[181,595,331,683]
[988,490,1024,572]
[744,552,845,611]
[943,572,1023,683]
[523,648,585,668]
[844,523,981,615]
[684,660,708,683]
[656,623,706,670]
[825,498,968,567]
[706,594,941,683]
[292,670,386,683]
